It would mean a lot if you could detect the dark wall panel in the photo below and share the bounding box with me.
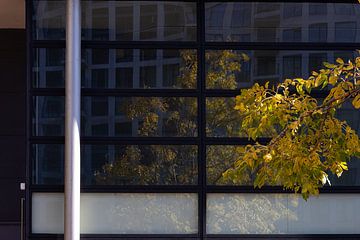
[0,29,26,229]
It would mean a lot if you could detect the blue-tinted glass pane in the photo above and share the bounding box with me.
[33,1,196,41]
[33,96,197,137]
[33,48,197,89]
[205,2,360,43]
[32,144,198,185]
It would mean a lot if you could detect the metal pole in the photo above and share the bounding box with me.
[65,0,81,239]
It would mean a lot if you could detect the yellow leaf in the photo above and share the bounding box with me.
[263,153,272,163]
[352,94,360,109]
[336,58,344,64]
[323,62,336,68]
[329,75,338,85]
[340,162,348,171]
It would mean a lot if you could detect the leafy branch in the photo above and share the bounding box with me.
[223,54,360,200]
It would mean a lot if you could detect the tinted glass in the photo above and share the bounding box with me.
[33,48,65,88]
[32,96,64,136]
[206,97,244,137]
[207,145,253,185]
[32,144,198,185]
[205,2,360,42]
[205,50,358,89]
[33,48,197,89]
[33,96,197,137]
[33,1,197,41]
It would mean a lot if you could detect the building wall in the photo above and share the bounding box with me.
[0,29,26,240]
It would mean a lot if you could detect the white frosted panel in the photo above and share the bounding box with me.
[80,193,198,234]
[32,193,64,234]
[32,193,198,234]
[207,194,289,234]
[288,194,360,234]
[207,194,360,234]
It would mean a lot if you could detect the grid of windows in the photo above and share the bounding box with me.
[29,0,360,239]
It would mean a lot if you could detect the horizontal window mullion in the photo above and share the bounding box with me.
[205,234,360,239]
[82,41,199,49]
[29,233,200,240]
[30,136,200,144]
[30,185,200,193]
[33,41,360,51]
[204,42,360,51]
[206,186,360,193]
[204,90,331,98]
[205,0,358,3]
[31,89,200,97]
[205,137,270,145]
[32,40,200,49]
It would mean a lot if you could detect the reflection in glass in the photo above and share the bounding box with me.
[33,1,196,41]
[330,101,360,186]
[33,48,197,89]
[206,97,244,138]
[207,145,253,185]
[205,50,358,89]
[308,23,327,42]
[32,1,65,40]
[32,96,64,136]
[207,194,293,234]
[335,22,357,42]
[32,193,198,234]
[32,144,197,185]
[207,194,360,234]
[32,145,64,184]
[205,2,360,42]
[90,145,197,185]
[33,96,197,137]
[33,48,65,88]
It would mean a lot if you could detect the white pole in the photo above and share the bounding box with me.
[65,0,81,239]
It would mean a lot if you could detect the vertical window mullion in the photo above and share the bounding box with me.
[198,0,206,238]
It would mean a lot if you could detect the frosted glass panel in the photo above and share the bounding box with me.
[32,193,198,234]
[207,194,360,234]
[32,193,64,234]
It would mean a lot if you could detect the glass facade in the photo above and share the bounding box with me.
[29,0,360,239]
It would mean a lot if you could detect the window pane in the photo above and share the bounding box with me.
[32,193,198,234]
[207,194,360,234]
[33,48,65,88]
[206,97,360,184]
[206,97,245,138]
[33,48,197,89]
[205,50,358,89]
[207,145,253,185]
[32,144,198,185]
[33,1,197,41]
[335,22,357,42]
[32,145,64,185]
[32,96,64,136]
[205,2,360,42]
[32,1,65,40]
[308,23,327,42]
[88,97,198,137]
[33,96,197,137]
[88,145,198,185]
[330,101,360,186]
